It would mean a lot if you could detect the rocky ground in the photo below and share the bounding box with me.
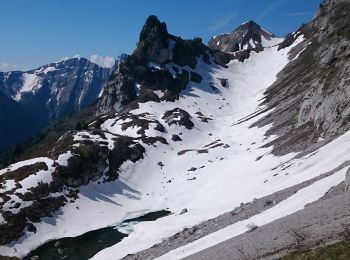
[184,182,350,260]
[123,163,350,259]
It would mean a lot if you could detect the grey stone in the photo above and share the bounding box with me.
[180,208,188,215]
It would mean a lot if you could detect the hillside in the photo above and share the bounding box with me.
[0,0,350,259]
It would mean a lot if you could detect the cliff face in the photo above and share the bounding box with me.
[97,15,211,114]
[254,0,350,155]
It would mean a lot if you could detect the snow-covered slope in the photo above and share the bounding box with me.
[1,2,350,259]
[0,21,344,260]
[92,33,347,260]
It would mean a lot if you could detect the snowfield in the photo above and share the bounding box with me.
[1,35,349,259]
[13,73,42,101]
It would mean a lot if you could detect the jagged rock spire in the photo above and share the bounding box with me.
[133,15,170,64]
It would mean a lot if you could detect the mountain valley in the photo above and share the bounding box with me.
[0,0,350,259]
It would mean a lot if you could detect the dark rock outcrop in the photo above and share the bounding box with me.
[55,143,109,187]
[97,16,213,114]
[134,15,169,64]
[171,134,182,142]
[162,108,194,129]
[109,137,145,180]
[172,37,210,69]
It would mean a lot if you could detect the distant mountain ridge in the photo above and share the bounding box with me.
[0,55,126,149]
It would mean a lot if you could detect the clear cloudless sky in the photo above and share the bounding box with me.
[0,0,321,71]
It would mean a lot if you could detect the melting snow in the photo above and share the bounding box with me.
[0,34,345,260]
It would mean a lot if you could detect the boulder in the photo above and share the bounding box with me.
[171,134,182,142]
[162,108,194,129]
[179,208,188,215]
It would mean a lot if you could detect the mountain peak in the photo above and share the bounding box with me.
[241,20,257,26]
[237,20,274,36]
[139,15,168,43]
[132,15,170,65]
[208,20,275,53]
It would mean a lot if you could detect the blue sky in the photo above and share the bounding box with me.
[0,0,321,71]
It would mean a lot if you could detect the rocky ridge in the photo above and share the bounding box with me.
[254,0,350,156]
[97,15,211,114]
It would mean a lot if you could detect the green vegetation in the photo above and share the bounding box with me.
[282,239,350,260]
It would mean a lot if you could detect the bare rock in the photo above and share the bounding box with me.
[162,108,194,129]
[180,208,188,215]
[171,134,182,142]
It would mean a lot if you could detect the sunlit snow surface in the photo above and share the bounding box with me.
[1,36,349,259]
[13,73,41,101]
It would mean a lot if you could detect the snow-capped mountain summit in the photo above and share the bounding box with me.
[208,20,276,52]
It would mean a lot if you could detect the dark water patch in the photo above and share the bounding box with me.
[24,210,171,260]
[124,210,171,223]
